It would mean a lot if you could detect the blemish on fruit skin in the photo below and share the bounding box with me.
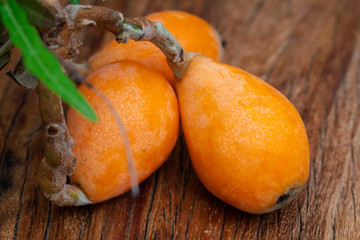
[276,193,290,205]
[196,113,210,129]
[71,192,79,200]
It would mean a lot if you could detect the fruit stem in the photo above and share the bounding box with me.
[118,18,184,63]
[37,82,92,206]
[35,1,94,205]
[64,5,187,64]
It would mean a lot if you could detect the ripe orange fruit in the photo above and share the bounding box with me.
[67,60,179,203]
[88,10,222,88]
[176,56,310,214]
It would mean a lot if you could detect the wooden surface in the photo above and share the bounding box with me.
[1,0,360,239]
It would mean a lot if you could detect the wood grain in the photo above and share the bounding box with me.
[1,0,360,239]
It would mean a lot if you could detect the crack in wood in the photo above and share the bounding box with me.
[246,0,265,24]
[1,0,360,239]
[297,200,303,240]
[255,215,263,240]
[218,205,228,240]
[184,198,195,240]
[0,91,29,170]
[239,217,250,240]
[12,148,30,240]
[43,201,52,240]
[143,171,159,240]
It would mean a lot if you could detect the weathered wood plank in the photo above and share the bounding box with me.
[0,0,360,239]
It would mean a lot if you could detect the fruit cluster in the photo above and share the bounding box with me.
[66,11,310,214]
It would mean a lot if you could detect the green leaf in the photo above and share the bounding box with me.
[15,0,56,29]
[0,0,97,121]
[68,0,80,4]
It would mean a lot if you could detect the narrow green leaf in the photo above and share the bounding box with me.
[0,0,97,121]
[16,0,56,29]
[68,0,80,4]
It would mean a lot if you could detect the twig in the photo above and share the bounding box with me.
[64,5,185,63]
[37,82,91,205]
[36,2,92,204]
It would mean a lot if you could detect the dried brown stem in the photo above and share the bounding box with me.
[36,3,92,205]
[65,5,124,34]
[64,5,185,64]
[37,82,91,205]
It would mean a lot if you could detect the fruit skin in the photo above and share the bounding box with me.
[67,60,179,203]
[89,10,222,88]
[176,56,310,214]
